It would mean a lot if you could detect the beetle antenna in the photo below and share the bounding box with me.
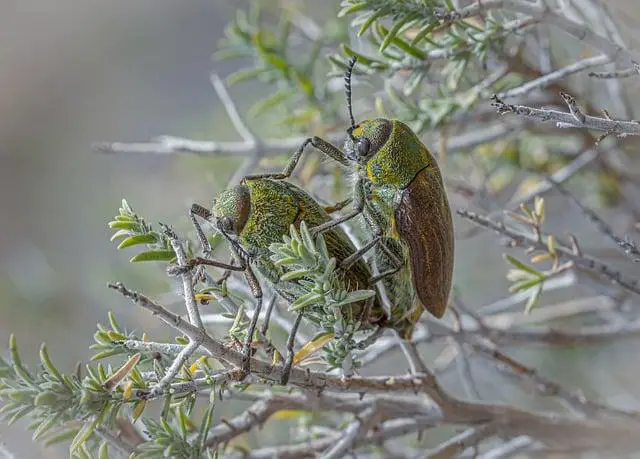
[344,56,358,132]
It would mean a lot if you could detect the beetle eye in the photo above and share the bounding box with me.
[218,216,234,234]
[357,138,371,157]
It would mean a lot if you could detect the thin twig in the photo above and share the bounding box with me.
[543,176,640,262]
[319,407,376,459]
[497,54,611,99]
[477,436,535,459]
[164,225,203,329]
[589,61,640,79]
[108,281,640,450]
[457,209,640,296]
[420,423,498,459]
[492,94,640,136]
[210,73,259,146]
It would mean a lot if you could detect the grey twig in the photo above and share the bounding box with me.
[209,72,267,185]
[449,310,482,400]
[491,94,640,136]
[505,147,599,212]
[319,407,376,459]
[107,280,640,450]
[93,134,334,157]
[544,177,640,262]
[420,423,498,459]
[589,61,640,79]
[135,226,206,398]
[164,226,203,329]
[117,339,190,356]
[397,334,428,374]
[210,73,259,147]
[477,436,536,459]
[498,54,611,99]
[147,341,199,399]
[456,209,640,296]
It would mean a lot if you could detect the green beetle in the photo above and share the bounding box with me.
[185,177,391,383]
[245,57,454,327]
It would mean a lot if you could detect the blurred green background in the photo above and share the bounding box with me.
[3,0,640,457]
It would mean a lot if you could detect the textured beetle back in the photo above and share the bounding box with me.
[393,166,454,318]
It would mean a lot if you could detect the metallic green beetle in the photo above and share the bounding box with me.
[244,57,454,329]
[185,177,391,383]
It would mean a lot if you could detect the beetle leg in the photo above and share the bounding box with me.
[238,262,264,379]
[243,136,350,182]
[310,178,366,235]
[355,325,384,350]
[323,197,353,214]
[339,236,380,270]
[280,311,304,385]
[190,203,214,253]
[368,241,403,285]
[258,295,282,362]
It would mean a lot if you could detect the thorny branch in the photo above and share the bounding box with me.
[492,94,640,136]
[108,276,640,455]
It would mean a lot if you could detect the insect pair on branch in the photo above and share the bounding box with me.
[176,58,455,384]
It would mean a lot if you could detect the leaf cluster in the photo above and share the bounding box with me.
[269,222,376,369]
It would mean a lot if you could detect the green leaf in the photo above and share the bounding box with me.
[503,255,543,278]
[263,53,289,72]
[98,442,110,459]
[117,233,159,250]
[248,88,295,118]
[34,391,59,407]
[70,421,95,454]
[357,9,387,37]
[197,400,216,454]
[273,256,298,267]
[509,277,543,293]
[110,229,132,242]
[299,222,316,254]
[411,22,439,45]
[121,199,133,213]
[280,269,311,282]
[226,68,266,86]
[341,44,388,69]
[323,258,337,279]
[108,221,140,231]
[44,428,77,446]
[39,343,64,384]
[9,334,34,384]
[379,13,418,53]
[525,283,543,314]
[291,292,325,311]
[108,311,122,333]
[90,350,122,361]
[336,289,375,306]
[33,413,62,441]
[130,250,176,263]
[338,2,367,17]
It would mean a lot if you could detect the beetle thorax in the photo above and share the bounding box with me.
[365,120,431,190]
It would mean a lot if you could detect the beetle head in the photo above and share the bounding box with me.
[212,184,251,237]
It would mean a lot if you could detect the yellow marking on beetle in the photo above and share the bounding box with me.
[352,125,364,137]
[390,215,401,240]
[367,165,376,183]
